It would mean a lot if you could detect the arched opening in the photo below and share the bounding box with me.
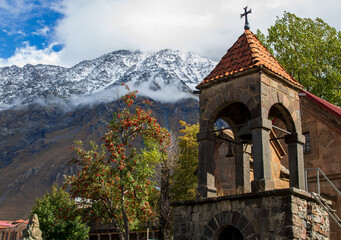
[215,103,251,131]
[213,103,252,195]
[268,103,296,133]
[218,225,244,240]
[268,104,296,189]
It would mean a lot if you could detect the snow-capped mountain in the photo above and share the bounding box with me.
[0,49,216,219]
[0,49,216,110]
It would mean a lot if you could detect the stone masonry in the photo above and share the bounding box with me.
[172,188,329,240]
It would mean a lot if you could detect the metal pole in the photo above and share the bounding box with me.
[305,169,308,192]
[272,125,292,135]
[317,169,320,195]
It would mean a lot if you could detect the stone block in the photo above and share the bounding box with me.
[224,211,232,225]
[207,217,219,232]
[278,226,294,238]
[245,233,261,240]
[225,88,235,103]
[231,211,241,226]
[261,84,269,96]
[200,236,209,240]
[269,78,278,88]
[238,216,251,231]
[235,88,242,100]
[174,236,186,240]
[241,221,256,238]
[253,207,269,219]
[203,225,213,238]
[251,179,274,192]
[292,214,303,228]
[241,91,252,105]
[271,205,282,214]
[213,94,224,108]
[214,212,227,227]
[283,213,294,225]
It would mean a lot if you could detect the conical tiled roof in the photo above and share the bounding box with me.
[197,30,302,88]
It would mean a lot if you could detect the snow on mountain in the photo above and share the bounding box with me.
[0,49,217,110]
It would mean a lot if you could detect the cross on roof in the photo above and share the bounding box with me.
[241,6,252,30]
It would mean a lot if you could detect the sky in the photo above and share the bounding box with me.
[0,0,341,68]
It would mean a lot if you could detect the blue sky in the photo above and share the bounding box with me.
[0,0,341,67]
[0,1,61,56]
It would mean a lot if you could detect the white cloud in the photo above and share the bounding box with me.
[33,25,50,37]
[52,0,341,66]
[0,43,61,67]
[1,0,341,67]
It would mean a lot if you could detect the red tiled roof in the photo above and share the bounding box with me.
[301,90,341,119]
[197,30,303,88]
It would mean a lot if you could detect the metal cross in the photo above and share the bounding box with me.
[241,6,252,30]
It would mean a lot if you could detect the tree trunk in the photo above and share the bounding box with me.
[121,189,130,240]
[159,165,171,240]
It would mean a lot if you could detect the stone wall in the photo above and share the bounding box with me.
[301,96,341,239]
[172,188,329,240]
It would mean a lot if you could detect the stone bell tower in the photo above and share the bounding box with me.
[196,28,306,197]
[172,8,330,240]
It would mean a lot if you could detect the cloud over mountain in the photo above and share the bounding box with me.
[0,49,217,110]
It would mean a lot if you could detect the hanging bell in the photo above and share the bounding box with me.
[238,124,252,144]
[225,143,234,157]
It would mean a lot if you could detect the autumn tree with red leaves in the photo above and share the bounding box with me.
[65,85,171,240]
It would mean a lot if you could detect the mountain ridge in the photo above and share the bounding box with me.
[0,49,216,110]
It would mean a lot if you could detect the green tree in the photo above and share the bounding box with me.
[141,137,174,240]
[65,85,171,240]
[31,184,89,240]
[171,121,199,201]
[257,12,341,106]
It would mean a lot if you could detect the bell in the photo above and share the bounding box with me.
[225,143,234,157]
[238,124,252,144]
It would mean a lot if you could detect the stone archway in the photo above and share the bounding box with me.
[218,225,244,240]
[202,211,257,240]
[268,103,305,189]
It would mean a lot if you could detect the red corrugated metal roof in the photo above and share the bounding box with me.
[0,219,28,227]
[0,221,15,227]
[197,30,302,88]
[301,90,341,119]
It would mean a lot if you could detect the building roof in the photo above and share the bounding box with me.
[197,30,303,89]
[0,219,28,228]
[0,221,14,227]
[301,90,341,119]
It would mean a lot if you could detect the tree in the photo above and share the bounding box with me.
[31,184,89,240]
[171,121,199,201]
[142,134,179,240]
[256,12,341,106]
[65,85,171,240]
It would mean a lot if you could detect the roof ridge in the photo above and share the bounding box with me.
[197,30,303,89]
[301,90,341,119]
[244,30,261,63]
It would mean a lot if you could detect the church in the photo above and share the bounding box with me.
[172,7,340,240]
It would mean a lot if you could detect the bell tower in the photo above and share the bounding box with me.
[196,29,306,197]
[172,9,330,240]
